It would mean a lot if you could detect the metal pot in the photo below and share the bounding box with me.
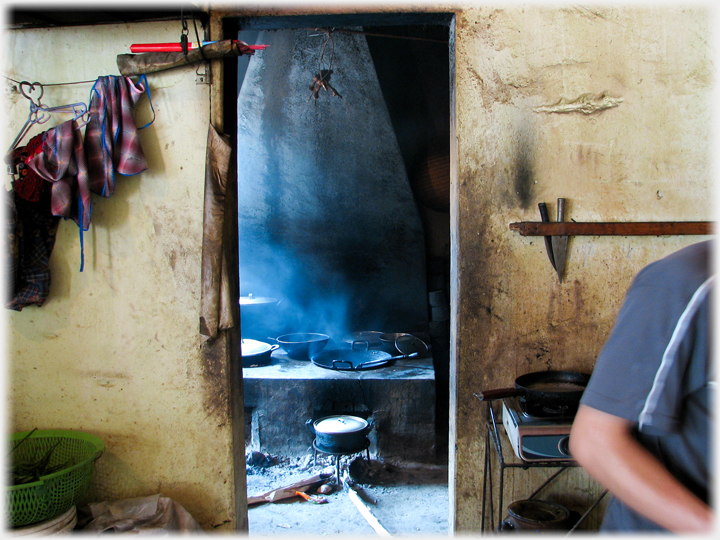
[500,499,573,532]
[474,370,590,416]
[306,415,374,453]
[271,333,329,360]
[241,339,278,368]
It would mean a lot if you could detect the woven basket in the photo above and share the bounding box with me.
[6,430,104,528]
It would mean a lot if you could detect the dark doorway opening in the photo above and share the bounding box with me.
[234,11,452,464]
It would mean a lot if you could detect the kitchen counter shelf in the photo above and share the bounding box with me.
[243,350,435,380]
[482,402,607,533]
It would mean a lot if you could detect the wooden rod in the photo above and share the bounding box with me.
[509,221,714,237]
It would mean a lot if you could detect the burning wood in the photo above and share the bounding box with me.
[247,469,333,505]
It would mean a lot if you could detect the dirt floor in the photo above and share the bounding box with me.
[245,452,449,537]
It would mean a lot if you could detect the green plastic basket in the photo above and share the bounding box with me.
[6,429,104,528]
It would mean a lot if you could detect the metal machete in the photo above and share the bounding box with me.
[550,198,568,283]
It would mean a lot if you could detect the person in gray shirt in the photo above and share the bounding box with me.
[569,240,714,533]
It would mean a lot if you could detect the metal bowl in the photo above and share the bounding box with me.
[274,333,329,360]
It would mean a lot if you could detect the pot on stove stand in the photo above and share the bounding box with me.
[306,415,373,484]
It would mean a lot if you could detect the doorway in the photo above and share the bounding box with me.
[231,11,453,534]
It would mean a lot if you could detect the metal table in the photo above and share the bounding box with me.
[482,402,607,533]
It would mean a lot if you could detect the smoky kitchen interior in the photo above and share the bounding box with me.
[4,3,714,535]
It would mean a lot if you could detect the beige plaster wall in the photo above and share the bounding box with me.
[4,21,237,530]
[3,3,714,535]
[451,4,713,531]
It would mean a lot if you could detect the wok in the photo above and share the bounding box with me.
[474,370,590,416]
[311,341,422,371]
[271,333,329,360]
[312,343,392,371]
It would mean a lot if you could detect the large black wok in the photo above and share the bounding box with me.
[474,370,590,416]
[311,342,392,371]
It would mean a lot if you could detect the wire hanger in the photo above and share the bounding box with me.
[8,81,88,153]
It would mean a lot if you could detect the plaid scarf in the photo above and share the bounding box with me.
[84,75,148,198]
[27,119,92,231]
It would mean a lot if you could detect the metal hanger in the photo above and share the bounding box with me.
[8,81,88,153]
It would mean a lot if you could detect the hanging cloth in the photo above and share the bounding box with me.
[27,119,92,230]
[84,75,151,198]
[26,119,92,271]
[199,123,236,340]
[4,187,61,311]
[5,132,46,202]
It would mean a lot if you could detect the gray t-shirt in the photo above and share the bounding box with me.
[579,240,714,532]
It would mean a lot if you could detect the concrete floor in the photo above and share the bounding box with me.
[245,454,449,537]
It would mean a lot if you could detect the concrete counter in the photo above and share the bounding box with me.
[242,351,438,463]
[242,351,436,380]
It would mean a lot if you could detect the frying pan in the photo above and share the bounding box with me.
[474,370,590,415]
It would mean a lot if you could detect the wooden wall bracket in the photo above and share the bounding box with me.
[509,221,714,236]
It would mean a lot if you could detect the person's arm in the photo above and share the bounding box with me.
[569,404,713,533]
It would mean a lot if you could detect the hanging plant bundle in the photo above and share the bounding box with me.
[309,70,342,100]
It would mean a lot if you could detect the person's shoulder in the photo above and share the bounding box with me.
[633,240,713,293]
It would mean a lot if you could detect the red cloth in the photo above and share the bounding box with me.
[84,75,148,198]
[6,133,45,202]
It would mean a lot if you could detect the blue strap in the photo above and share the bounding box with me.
[137,74,155,130]
[78,201,85,272]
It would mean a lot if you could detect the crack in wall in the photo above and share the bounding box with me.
[533,92,623,115]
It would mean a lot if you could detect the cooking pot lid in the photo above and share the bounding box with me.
[395,335,429,357]
[239,294,279,306]
[342,331,383,346]
[314,415,368,434]
[241,339,273,356]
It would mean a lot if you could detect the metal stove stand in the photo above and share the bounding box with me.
[482,403,607,533]
[313,439,371,485]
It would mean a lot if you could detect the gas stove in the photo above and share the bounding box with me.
[501,397,575,463]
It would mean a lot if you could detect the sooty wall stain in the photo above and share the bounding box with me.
[513,132,534,208]
[200,340,230,428]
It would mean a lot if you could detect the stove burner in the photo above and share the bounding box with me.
[502,397,575,462]
[519,397,577,420]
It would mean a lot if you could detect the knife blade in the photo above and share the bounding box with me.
[538,202,556,272]
[551,198,568,283]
